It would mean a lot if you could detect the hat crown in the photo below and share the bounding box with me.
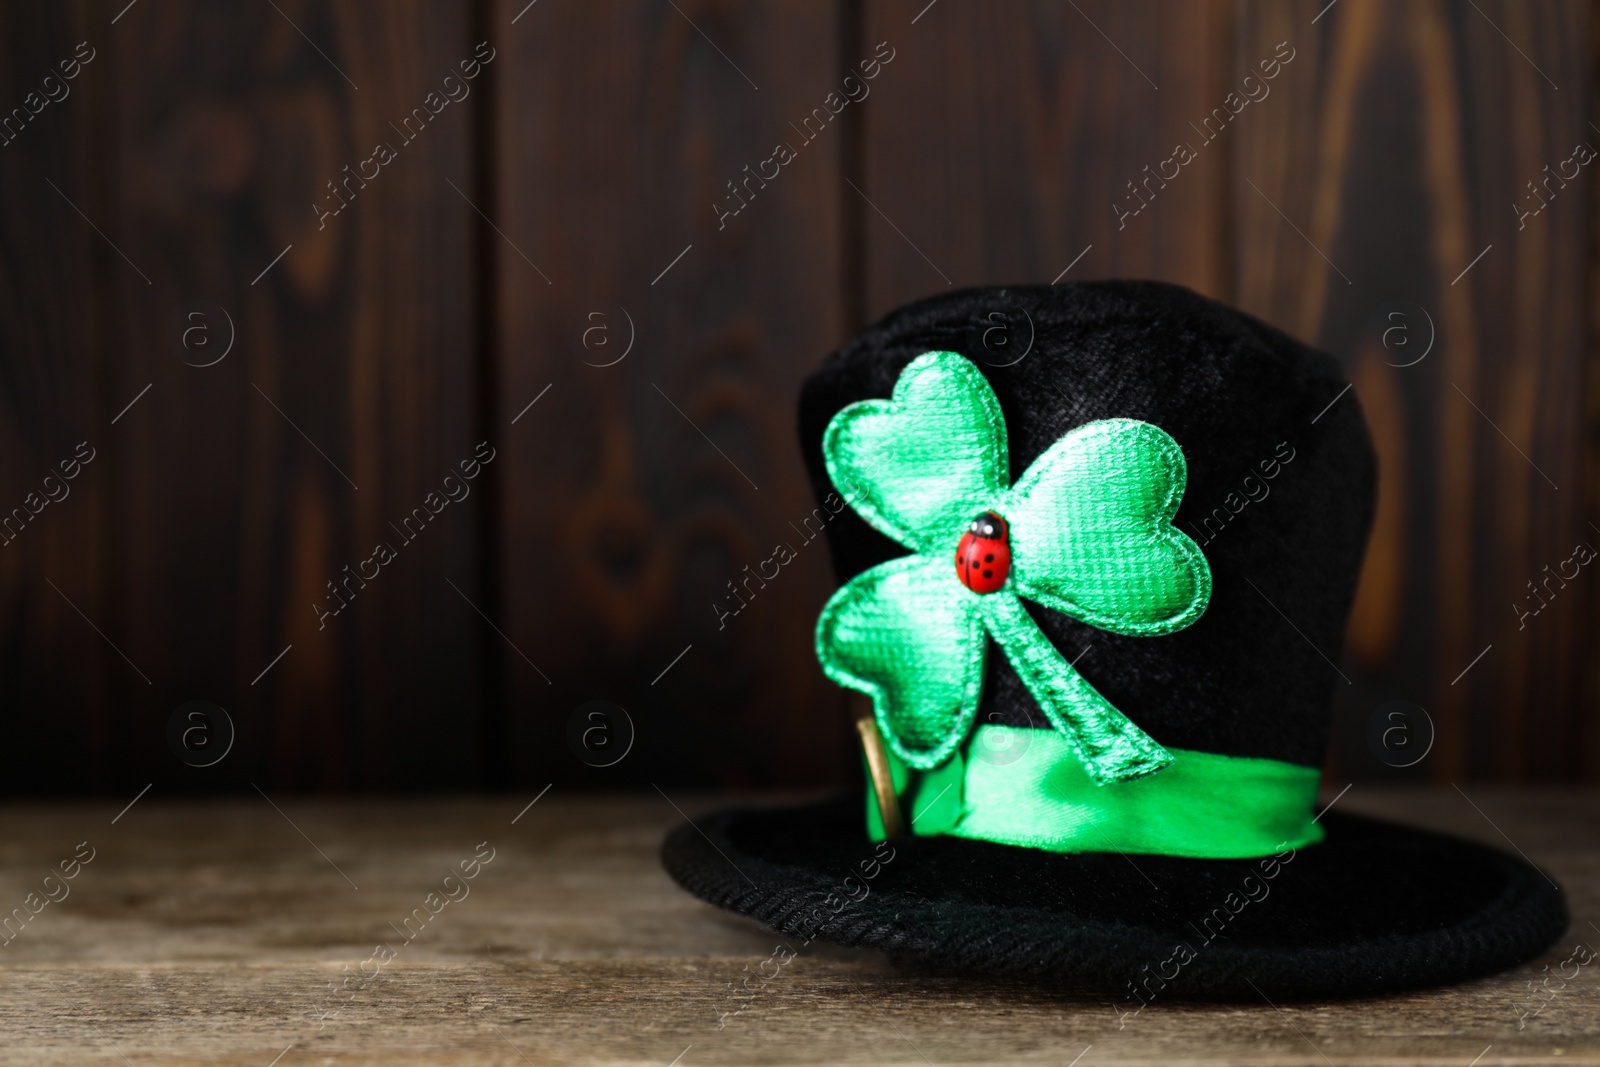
[799,281,1376,768]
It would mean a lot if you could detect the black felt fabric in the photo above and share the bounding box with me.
[662,796,1568,1000]
[798,281,1375,766]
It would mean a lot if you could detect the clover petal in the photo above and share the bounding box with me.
[1003,418,1210,635]
[823,352,1008,554]
[815,553,987,769]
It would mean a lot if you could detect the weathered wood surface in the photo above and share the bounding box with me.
[0,788,1593,1064]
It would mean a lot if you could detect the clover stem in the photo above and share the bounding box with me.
[976,593,1173,785]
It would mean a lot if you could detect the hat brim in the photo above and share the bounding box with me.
[661,794,1566,1000]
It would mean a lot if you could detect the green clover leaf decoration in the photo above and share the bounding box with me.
[816,351,1212,785]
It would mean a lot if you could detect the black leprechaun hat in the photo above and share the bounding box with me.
[661,281,1566,999]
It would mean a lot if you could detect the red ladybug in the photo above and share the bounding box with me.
[955,511,1010,594]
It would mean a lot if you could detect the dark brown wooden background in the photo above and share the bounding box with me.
[0,0,1592,795]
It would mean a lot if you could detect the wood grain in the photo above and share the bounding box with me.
[491,0,855,790]
[0,787,1592,1064]
[859,0,1234,316]
[1236,0,1594,783]
[0,1,1595,793]
[3,0,491,793]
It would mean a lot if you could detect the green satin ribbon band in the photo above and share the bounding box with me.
[866,725,1325,859]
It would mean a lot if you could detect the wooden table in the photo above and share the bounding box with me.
[0,787,1594,1065]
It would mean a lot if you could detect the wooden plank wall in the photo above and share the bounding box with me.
[0,0,490,794]
[493,0,854,788]
[0,3,105,793]
[1235,0,1593,782]
[0,0,1591,793]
